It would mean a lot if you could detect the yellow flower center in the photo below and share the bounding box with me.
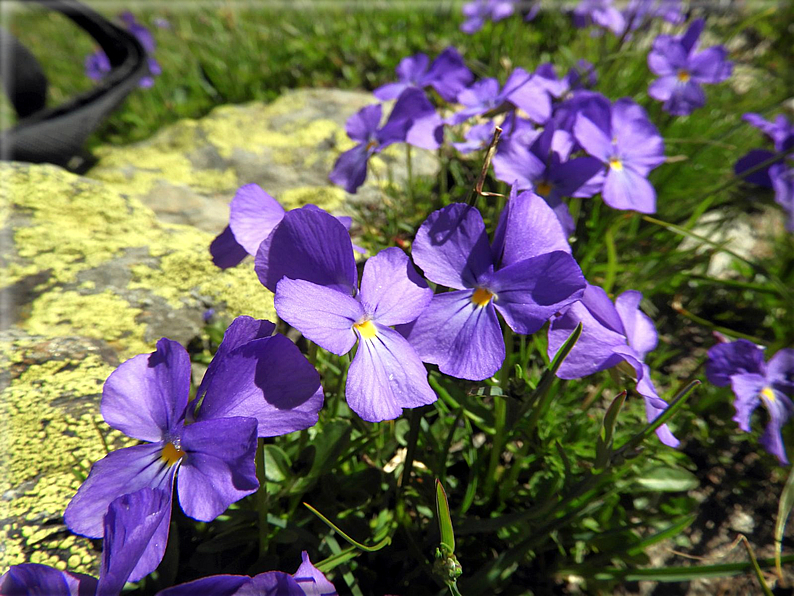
[609,157,623,171]
[471,288,495,307]
[677,70,691,82]
[535,181,553,197]
[761,386,776,403]
[161,442,186,466]
[354,319,378,340]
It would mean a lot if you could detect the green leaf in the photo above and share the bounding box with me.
[289,420,351,494]
[775,465,794,579]
[635,466,699,492]
[436,479,455,554]
[303,503,392,552]
[595,390,627,468]
[314,546,359,574]
[263,445,291,483]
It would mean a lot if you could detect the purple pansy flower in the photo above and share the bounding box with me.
[156,552,336,596]
[374,47,473,102]
[706,340,794,464]
[449,68,552,126]
[548,284,679,447]
[453,121,497,154]
[329,88,442,194]
[461,0,517,34]
[85,12,161,88]
[743,113,794,153]
[256,207,436,422]
[64,321,323,570]
[1,489,169,595]
[493,122,604,234]
[647,18,733,116]
[625,0,684,31]
[209,185,358,269]
[573,97,665,213]
[572,0,626,35]
[401,190,585,381]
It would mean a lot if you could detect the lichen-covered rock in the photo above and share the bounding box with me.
[86,88,439,232]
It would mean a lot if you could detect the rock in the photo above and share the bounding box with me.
[86,88,439,232]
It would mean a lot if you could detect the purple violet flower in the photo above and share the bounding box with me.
[256,206,436,422]
[64,321,323,569]
[743,113,794,153]
[209,184,358,269]
[706,340,794,464]
[329,88,442,194]
[155,552,336,596]
[647,18,733,116]
[625,0,684,31]
[449,68,553,126]
[374,47,474,102]
[461,0,519,34]
[548,284,679,447]
[493,122,604,234]
[1,489,170,595]
[572,0,626,36]
[85,12,161,88]
[573,97,665,213]
[453,121,497,154]
[401,190,585,381]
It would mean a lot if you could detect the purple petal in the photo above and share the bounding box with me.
[547,157,605,198]
[759,390,794,465]
[196,334,324,437]
[706,339,766,387]
[663,81,706,116]
[614,290,657,359]
[574,113,612,162]
[412,203,494,290]
[293,552,338,596]
[64,443,176,538]
[211,226,250,269]
[505,70,552,124]
[768,349,794,392]
[98,488,172,590]
[275,278,362,355]
[228,184,286,256]
[425,46,474,102]
[632,362,680,447]
[491,251,585,334]
[101,338,190,442]
[680,18,704,54]
[255,206,358,294]
[602,166,657,213]
[378,88,432,147]
[156,576,251,596]
[346,325,436,422]
[730,372,766,432]
[359,247,432,326]
[734,149,776,187]
[648,75,678,102]
[770,164,794,231]
[373,81,411,101]
[395,53,430,84]
[85,50,111,81]
[689,46,732,84]
[345,104,382,142]
[404,290,505,381]
[0,565,96,596]
[178,417,259,521]
[238,573,305,596]
[647,38,688,75]
[407,111,444,151]
[612,100,665,174]
[329,144,371,194]
[492,139,547,189]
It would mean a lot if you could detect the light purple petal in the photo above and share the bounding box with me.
[633,362,680,447]
[647,37,688,75]
[768,349,794,392]
[211,225,250,269]
[425,46,474,102]
[329,144,371,194]
[492,140,547,190]
[178,417,259,521]
[648,75,678,102]
[98,488,172,590]
[359,247,432,326]
[491,251,585,334]
[378,88,433,147]
[614,290,657,359]
[404,290,505,381]
[602,166,657,213]
[256,206,358,294]
[759,390,794,465]
[689,46,732,84]
[228,184,286,256]
[706,339,766,387]
[346,325,436,422]
[275,278,362,355]
[730,372,766,432]
[196,334,324,437]
[293,552,338,596]
[373,81,411,101]
[64,443,176,538]
[238,573,305,596]
[345,104,381,142]
[770,164,794,232]
[664,81,706,116]
[506,70,552,124]
[412,203,494,290]
[395,53,430,84]
[574,113,612,162]
[101,338,190,442]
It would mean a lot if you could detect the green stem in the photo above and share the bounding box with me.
[255,438,269,558]
[397,407,423,522]
[406,144,414,203]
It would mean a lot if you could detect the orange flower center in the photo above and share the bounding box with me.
[471,288,495,307]
[677,70,691,82]
[535,181,553,197]
[161,442,186,466]
[353,319,378,340]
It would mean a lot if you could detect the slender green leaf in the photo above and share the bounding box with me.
[740,535,774,596]
[314,546,359,574]
[436,479,455,554]
[304,503,392,552]
[635,466,700,492]
[775,465,794,579]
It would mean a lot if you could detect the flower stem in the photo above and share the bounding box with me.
[255,437,269,558]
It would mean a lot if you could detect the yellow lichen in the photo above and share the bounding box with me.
[279,185,347,212]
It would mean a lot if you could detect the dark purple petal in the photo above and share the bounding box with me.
[689,46,732,84]
[602,166,657,213]
[329,144,371,194]
[359,247,432,326]
[730,372,766,432]
[101,338,190,442]
[256,206,358,294]
[0,564,96,596]
[211,226,249,269]
[768,349,794,392]
[275,278,362,355]
[614,290,657,359]
[237,573,305,596]
[706,339,766,387]
[228,184,286,256]
[647,37,688,75]
[404,290,505,381]
[98,488,172,590]
[505,70,552,124]
[293,552,338,596]
[178,417,259,521]
[346,325,436,422]
[534,63,568,98]
[378,88,433,147]
[735,149,777,187]
[425,46,474,102]
[396,53,430,84]
[491,251,585,334]
[680,18,704,54]
[345,105,382,142]
[770,163,794,231]
[573,114,612,162]
[64,443,176,538]
[547,156,605,199]
[196,333,324,436]
[663,81,706,116]
[492,139,547,189]
[156,576,251,596]
[412,203,494,290]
